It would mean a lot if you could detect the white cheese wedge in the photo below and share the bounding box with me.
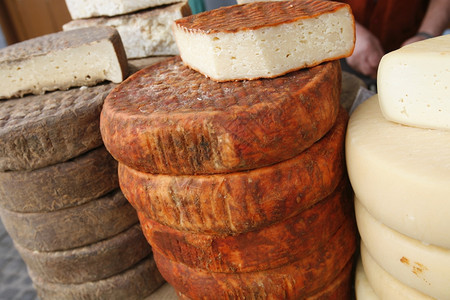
[346,95,450,249]
[355,199,450,300]
[360,243,435,300]
[63,3,191,59]
[172,0,355,81]
[65,0,182,19]
[355,256,379,300]
[378,35,450,130]
[0,27,128,99]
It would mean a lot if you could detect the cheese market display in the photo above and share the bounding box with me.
[347,35,450,299]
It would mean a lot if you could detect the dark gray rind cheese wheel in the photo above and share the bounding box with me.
[30,255,166,300]
[0,82,115,172]
[0,189,138,251]
[14,224,151,284]
[340,71,367,113]
[0,146,118,213]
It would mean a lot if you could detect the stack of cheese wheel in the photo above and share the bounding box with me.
[101,1,359,298]
[347,35,450,299]
[0,27,165,299]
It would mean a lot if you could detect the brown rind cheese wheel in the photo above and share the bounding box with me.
[30,255,166,300]
[139,178,353,273]
[120,108,348,235]
[0,146,118,213]
[14,224,150,284]
[0,189,138,251]
[0,83,115,172]
[100,56,341,175]
[153,217,356,299]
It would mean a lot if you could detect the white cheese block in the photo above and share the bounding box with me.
[360,243,435,300]
[355,199,450,300]
[65,0,182,19]
[63,3,191,59]
[378,35,450,130]
[0,27,127,99]
[346,95,450,249]
[355,256,379,300]
[172,0,355,81]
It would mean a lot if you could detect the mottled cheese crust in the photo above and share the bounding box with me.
[0,27,127,99]
[173,0,355,81]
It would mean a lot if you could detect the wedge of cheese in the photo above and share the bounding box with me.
[0,27,127,99]
[378,35,450,130]
[172,0,355,81]
[63,2,191,59]
[65,0,182,19]
[346,95,450,249]
[356,199,450,300]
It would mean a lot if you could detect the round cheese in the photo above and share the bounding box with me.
[355,199,450,299]
[346,95,450,248]
[101,56,341,175]
[355,256,379,300]
[360,242,434,300]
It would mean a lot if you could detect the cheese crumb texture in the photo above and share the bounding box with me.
[378,35,450,130]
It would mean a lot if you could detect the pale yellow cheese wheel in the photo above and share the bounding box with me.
[355,256,379,300]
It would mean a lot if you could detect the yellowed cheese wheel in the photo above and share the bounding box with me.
[346,95,450,248]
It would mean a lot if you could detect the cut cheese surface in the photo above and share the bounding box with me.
[355,256,379,300]
[101,56,341,175]
[378,35,450,130]
[63,3,191,59]
[0,27,127,99]
[355,199,450,300]
[346,95,450,248]
[360,243,434,300]
[173,0,355,81]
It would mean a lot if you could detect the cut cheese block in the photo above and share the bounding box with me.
[139,180,353,273]
[30,255,165,300]
[360,243,434,300]
[355,199,450,300]
[63,3,191,59]
[101,56,341,175]
[0,83,115,172]
[65,0,182,19]
[172,0,355,81]
[14,224,150,284]
[355,256,379,300]
[120,108,347,234]
[0,189,138,252]
[0,27,127,99]
[378,35,450,130]
[0,146,118,213]
[153,218,356,299]
[346,95,450,249]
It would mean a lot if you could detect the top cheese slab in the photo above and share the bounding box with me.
[173,0,355,81]
[0,27,127,99]
[65,0,183,19]
[378,35,450,130]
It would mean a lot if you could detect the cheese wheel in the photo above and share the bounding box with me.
[172,0,355,81]
[120,108,347,234]
[0,190,137,252]
[14,224,150,284]
[100,56,341,175]
[139,180,353,273]
[360,243,434,300]
[153,219,356,299]
[346,95,450,248]
[378,35,450,130]
[355,256,379,300]
[355,199,450,299]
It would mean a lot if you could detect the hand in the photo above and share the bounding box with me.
[346,22,385,79]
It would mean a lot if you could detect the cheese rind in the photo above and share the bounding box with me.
[378,35,450,130]
[173,0,355,81]
[346,95,450,248]
[355,199,450,299]
[0,27,127,99]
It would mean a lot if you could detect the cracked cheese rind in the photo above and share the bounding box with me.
[0,27,127,99]
[378,35,450,130]
[63,2,191,59]
[346,95,450,249]
[173,0,355,81]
